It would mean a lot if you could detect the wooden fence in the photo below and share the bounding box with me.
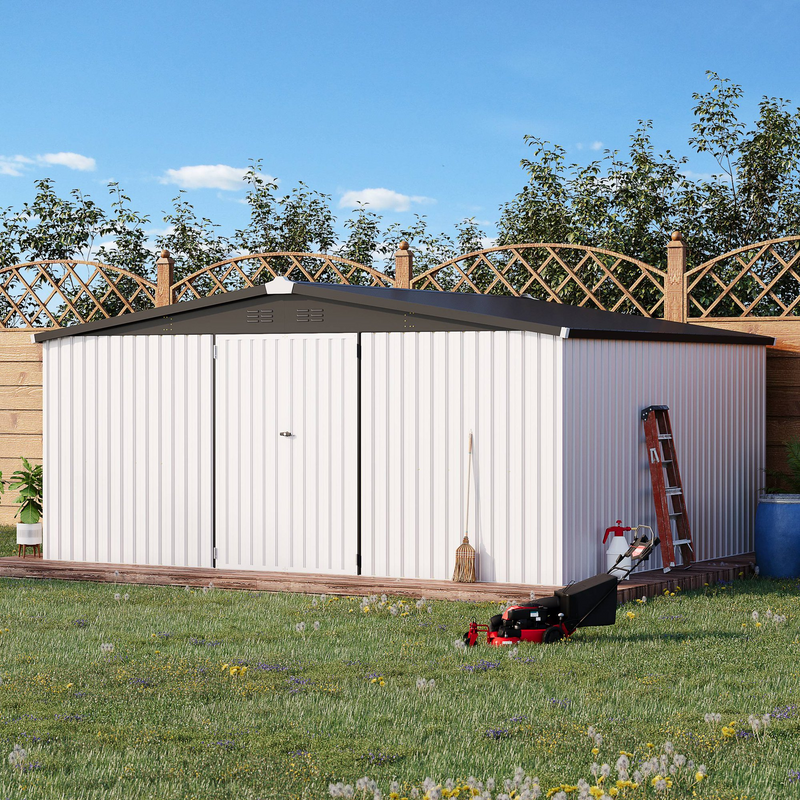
[0,232,797,522]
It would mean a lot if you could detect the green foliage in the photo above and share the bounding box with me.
[766,437,800,493]
[4,457,44,524]
[498,72,800,271]
[0,577,794,798]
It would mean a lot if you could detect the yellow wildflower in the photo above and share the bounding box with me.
[66,683,73,689]
[363,607,370,613]
[589,787,604,798]
[591,747,599,754]
[626,611,635,620]
[609,789,619,797]
[695,772,705,782]
[221,663,229,672]
[755,621,762,628]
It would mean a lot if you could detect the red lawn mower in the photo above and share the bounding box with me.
[463,530,659,646]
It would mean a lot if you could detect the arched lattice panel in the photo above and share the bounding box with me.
[171,253,393,301]
[687,237,800,318]
[0,261,157,328]
[411,244,666,316]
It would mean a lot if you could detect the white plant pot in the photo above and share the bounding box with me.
[17,523,42,546]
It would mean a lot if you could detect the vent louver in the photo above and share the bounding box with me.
[296,308,324,323]
[246,309,274,324]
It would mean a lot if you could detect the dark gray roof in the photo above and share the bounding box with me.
[32,279,775,345]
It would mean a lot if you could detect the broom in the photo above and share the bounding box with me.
[452,432,476,582]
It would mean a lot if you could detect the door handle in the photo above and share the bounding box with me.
[279,431,293,437]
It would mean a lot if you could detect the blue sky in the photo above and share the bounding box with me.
[2,0,800,247]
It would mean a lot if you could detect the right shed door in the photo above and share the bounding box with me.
[214,334,359,573]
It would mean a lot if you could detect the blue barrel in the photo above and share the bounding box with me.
[755,495,800,578]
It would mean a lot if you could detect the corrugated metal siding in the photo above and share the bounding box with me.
[214,334,358,573]
[361,330,563,584]
[562,341,765,581]
[43,336,214,566]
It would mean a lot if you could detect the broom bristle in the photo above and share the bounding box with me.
[452,535,476,583]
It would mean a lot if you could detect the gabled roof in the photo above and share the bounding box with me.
[32,277,775,345]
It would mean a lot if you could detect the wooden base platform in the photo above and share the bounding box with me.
[0,552,756,604]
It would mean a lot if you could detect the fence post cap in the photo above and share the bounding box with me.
[397,240,410,251]
[670,231,683,242]
[158,249,173,261]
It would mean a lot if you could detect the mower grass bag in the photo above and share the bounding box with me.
[464,532,659,647]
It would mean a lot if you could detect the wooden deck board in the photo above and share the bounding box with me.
[0,553,756,603]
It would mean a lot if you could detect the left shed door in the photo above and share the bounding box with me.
[43,335,215,567]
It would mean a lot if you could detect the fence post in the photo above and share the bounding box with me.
[394,241,413,289]
[155,250,175,307]
[665,231,687,323]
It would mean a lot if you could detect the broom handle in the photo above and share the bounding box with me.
[464,432,473,539]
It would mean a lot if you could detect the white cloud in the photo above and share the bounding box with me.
[0,152,96,176]
[681,169,721,182]
[339,187,435,212]
[160,164,254,191]
[0,155,33,176]
[38,152,96,171]
[590,141,604,151]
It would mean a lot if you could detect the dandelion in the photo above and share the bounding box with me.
[184,585,190,592]
[453,639,466,651]
[752,610,759,621]
[389,606,398,616]
[123,593,129,602]
[312,598,319,607]
[314,621,321,631]
[427,605,433,613]
[381,594,388,603]
[100,642,114,653]
[626,611,635,620]
[295,622,306,633]
[319,593,326,603]
[114,593,121,601]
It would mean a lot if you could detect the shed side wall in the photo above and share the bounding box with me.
[562,341,765,581]
[361,330,563,585]
[43,336,214,566]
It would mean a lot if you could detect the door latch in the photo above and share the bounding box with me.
[279,431,293,437]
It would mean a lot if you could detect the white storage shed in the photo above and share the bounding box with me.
[34,278,772,585]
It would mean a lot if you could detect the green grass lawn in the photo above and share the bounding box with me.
[0,552,797,799]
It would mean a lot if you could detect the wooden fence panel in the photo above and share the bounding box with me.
[0,331,42,525]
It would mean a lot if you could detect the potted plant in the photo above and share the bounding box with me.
[0,458,43,556]
[756,439,800,578]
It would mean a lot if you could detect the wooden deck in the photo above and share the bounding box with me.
[0,552,756,603]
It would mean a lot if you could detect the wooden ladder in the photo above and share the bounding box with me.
[641,405,695,571]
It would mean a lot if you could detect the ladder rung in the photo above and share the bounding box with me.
[665,487,682,495]
[668,511,683,518]
[660,459,673,464]
[673,539,692,546]
[658,434,673,440]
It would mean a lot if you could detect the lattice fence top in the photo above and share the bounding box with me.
[171,253,394,302]
[0,261,157,328]
[686,237,800,318]
[411,244,668,317]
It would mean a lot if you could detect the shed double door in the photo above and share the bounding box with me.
[214,334,359,572]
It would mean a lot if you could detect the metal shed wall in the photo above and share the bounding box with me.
[360,330,564,585]
[43,336,214,566]
[562,340,765,581]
